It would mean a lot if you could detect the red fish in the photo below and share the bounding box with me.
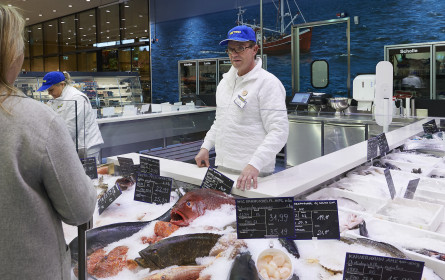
[170,188,235,226]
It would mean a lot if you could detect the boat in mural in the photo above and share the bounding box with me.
[236,0,312,55]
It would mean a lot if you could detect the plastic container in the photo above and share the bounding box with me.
[257,247,293,280]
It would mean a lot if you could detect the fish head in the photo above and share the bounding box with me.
[138,246,164,270]
[170,191,207,226]
[145,272,171,280]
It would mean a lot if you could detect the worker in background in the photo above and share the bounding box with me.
[0,5,96,279]
[38,71,104,163]
[194,25,289,191]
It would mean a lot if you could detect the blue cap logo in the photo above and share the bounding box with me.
[219,25,256,46]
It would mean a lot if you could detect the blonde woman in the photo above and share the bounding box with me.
[0,5,96,280]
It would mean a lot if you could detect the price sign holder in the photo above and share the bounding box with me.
[423,119,438,134]
[404,178,420,199]
[134,172,172,204]
[117,157,134,177]
[80,157,98,179]
[293,200,340,240]
[376,133,389,156]
[235,197,295,239]
[139,156,160,175]
[367,136,378,161]
[384,168,396,199]
[201,167,234,194]
[98,184,122,215]
[344,253,424,280]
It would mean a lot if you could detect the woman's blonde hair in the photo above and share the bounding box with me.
[0,4,25,106]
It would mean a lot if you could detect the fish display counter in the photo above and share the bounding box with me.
[67,117,445,279]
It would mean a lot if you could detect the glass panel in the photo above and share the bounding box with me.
[31,57,44,71]
[78,9,97,50]
[435,45,445,100]
[198,60,217,95]
[78,52,97,72]
[44,20,59,55]
[44,56,59,72]
[30,24,43,56]
[179,61,197,103]
[98,4,120,45]
[218,59,232,82]
[121,0,149,42]
[134,46,151,103]
[61,54,77,71]
[388,46,431,99]
[101,49,119,72]
[61,15,76,53]
[24,27,30,58]
[119,48,132,71]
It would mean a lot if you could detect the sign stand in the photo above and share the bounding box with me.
[77,219,92,280]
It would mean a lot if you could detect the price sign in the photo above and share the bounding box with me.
[98,184,122,215]
[344,253,424,280]
[236,197,295,239]
[423,119,438,134]
[367,136,378,161]
[384,168,396,199]
[139,156,160,175]
[80,157,97,179]
[201,167,234,194]
[376,133,389,156]
[404,178,420,199]
[117,157,134,177]
[134,173,172,204]
[294,200,340,240]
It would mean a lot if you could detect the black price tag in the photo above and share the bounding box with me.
[117,157,134,177]
[98,184,122,215]
[134,173,172,204]
[384,168,396,199]
[201,167,234,194]
[80,157,98,179]
[294,200,340,240]
[367,137,378,161]
[235,197,295,239]
[139,156,160,175]
[376,133,389,156]
[404,178,420,199]
[423,119,438,134]
[344,253,424,280]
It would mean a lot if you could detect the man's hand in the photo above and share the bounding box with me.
[195,148,210,167]
[236,164,259,191]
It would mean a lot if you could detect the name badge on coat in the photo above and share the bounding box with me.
[234,95,247,109]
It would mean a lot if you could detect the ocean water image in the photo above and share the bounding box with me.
[150,0,445,103]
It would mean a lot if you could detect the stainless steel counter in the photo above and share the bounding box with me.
[286,111,425,166]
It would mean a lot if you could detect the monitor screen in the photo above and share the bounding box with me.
[290,92,312,105]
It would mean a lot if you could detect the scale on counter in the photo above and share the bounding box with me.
[289,92,313,106]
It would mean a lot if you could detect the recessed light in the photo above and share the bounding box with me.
[7,4,12,7]
[39,13,42,16]
[48,24,53,27]
[125,5,129,8]
[89,14,93,17]
[68,5,72,8]
[106,10,110,13]
[106,21,110,24]
[139,15,143,18]
[107,36,110,39]
[53,10,56,12]
[122,19,126,21]
[26,18,30,20]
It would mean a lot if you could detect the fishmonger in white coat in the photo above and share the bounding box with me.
[195,25,289,190]
[38,71,104,162]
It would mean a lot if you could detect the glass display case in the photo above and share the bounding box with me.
[15,72,143,108]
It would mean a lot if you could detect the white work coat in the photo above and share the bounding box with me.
[202,58,289,174]
[49,85,104,153]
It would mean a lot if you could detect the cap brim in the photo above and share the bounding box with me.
[37,84,52,92]
[219,37,251,46]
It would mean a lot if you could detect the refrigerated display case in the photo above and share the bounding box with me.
[15,72,142,108]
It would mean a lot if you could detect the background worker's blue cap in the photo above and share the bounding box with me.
[219,25,256,46]
[37,71,65,91]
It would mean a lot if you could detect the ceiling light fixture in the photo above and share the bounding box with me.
[68,4,72,8]
[53,10,56,12]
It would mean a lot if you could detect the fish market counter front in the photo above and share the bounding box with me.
[97,106,216,158]
[76,116,445,280]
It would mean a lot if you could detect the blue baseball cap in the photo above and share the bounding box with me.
[37,71,65,91]
[219,25,256,46]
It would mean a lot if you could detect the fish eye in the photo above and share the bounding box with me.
[152,249,158,254]
[186,201,192,208]
[161,276,166,280]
